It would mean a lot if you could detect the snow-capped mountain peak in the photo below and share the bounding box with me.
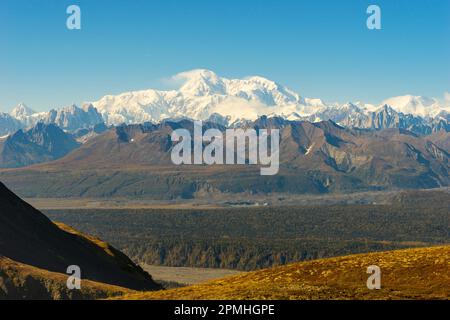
[10,103,35,120]
[173,69,303,105]
[2,70,448,136]
[92,69,318,124]
[377,104,398,114]
[44,104,104,131]
[381,95,445,118]
[89,69,449,133]
[177,69,226,96]
[4,103,104,134]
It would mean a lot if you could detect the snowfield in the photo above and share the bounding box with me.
[1,69,449,134]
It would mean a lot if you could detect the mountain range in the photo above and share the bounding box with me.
[91,69,449,134]
[0,117,448,198]
[0,123,80,168]
[91,70,450,135]
[0,103,104,136]
[1,70,449,136]
[0,69,448,196]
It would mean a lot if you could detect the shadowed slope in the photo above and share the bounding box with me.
[0,256,133,300]
[0,182,160,292]
[0,123,80,168]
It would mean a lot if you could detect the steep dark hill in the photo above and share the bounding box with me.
[0,182,159,292]
[0,256,133,300]
[0,123,80,168]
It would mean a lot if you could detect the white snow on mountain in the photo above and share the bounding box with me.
[91,69,449,128]
[40,104,104,131]
[92,69,324,125]
[4,103,103,133]
[2,69,449,135]
[0,112,23,136]
[10,103,35,121]
[381,95,448,118]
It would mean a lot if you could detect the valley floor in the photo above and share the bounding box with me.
[141,264,242,286]
[25,187,450,210]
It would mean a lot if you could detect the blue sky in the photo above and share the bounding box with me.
[0,0,449,112]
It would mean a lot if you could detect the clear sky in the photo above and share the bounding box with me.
[0,0,449,112]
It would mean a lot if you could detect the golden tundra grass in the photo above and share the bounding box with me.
[0,222,136,299]
[0,256,133,299]
[117,245,450,300]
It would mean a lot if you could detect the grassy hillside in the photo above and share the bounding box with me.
[117,246,450,300]
[0,221,154,299]
[0,181,160,292]
[0,256,133,300]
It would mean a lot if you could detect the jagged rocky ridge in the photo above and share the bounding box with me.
[0,117,448,198]
[1,70,449,136]
[0,123,80,168]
